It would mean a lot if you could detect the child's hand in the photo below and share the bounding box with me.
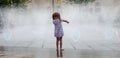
[62,20,69,24]
[66,21,69,24]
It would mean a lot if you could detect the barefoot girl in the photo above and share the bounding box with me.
[52,12,69,51]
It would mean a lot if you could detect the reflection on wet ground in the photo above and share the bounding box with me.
[0,46,120,58]
[56,49,63,57]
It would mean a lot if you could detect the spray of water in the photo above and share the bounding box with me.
[0,0,120,47]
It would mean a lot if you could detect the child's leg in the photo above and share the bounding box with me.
[60,37,63,50]
[56,38,59,50]
[56,37,60,50]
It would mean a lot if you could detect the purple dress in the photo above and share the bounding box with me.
[53,19,64,37]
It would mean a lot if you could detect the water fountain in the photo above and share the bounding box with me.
[0,0,120,49]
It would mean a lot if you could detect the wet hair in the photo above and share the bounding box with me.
[52,12,61,20]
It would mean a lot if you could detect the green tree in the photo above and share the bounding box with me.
[0,0,31,7]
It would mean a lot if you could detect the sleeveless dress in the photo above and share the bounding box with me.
[53,19,64,37]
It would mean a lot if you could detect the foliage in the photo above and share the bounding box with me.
[0,0,31,7]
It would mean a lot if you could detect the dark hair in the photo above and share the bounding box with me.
[52,12,61,20]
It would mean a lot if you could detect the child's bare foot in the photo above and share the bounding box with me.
[56,49,59,51]
[60,49,64,51]
[56,49,59,57]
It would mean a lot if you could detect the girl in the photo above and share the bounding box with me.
[52,12,69,51]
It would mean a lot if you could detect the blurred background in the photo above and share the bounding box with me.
[0,0,120,54]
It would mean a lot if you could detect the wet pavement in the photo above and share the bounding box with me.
[0,46,120,58]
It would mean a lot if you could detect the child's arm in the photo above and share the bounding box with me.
[62,20,69,24]
[60,19,69,24]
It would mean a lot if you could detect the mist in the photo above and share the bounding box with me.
[0,0,120,48]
